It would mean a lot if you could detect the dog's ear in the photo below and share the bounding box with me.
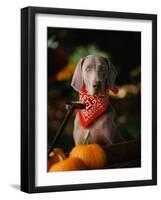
[71,57,85,92]
[105,57,118,89]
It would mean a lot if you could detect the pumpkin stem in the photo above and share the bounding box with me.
[83,130,90,145]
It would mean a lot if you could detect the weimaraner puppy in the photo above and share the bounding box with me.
[71,55,118,145]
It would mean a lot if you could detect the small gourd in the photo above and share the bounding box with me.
[49,157,87,172]
[48,148,66,170]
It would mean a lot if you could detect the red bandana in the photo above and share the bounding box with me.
[77,89,109,128]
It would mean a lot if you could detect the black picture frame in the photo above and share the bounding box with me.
[21,6,157,193]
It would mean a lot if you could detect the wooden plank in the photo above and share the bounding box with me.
[103,140,141,165]
[106,160,141,169]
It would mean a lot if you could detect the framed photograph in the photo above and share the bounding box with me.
[21,6,157,193]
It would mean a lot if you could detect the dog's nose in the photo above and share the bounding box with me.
[93,81,101,88]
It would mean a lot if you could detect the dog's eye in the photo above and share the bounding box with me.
[98,65,106,71]
[86,66,92,72]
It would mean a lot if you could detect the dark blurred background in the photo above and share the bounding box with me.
[47,27,141,152]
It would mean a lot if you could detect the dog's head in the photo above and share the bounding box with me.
[71,55,117,96]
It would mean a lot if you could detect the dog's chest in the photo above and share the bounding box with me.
[74,111,114,144]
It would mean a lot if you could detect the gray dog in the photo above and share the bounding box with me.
[71,55,118,145]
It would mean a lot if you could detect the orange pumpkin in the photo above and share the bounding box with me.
[49,157,87,172]
[69,144,107,169]
[48,148,66,170]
